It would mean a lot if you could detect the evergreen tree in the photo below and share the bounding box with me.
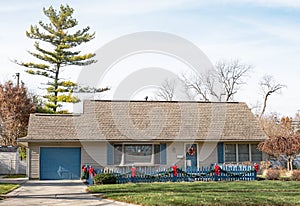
[16,5,100,112]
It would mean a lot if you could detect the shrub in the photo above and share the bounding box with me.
[291,170,300,181]
[279,169,289,177]
[260,161,271,170]
[266,169,280,180]
[94,173,117,185]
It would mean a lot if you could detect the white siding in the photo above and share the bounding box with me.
[166,142,184,168]
[198,142,218,167]
[29,143,39,179]
[81,142,107,169]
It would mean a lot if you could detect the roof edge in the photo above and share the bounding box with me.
[19,139,265,143]
[86,99,242,104]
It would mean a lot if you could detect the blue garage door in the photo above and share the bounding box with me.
[40,147,81,180]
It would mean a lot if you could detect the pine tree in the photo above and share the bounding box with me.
[16,5,98,112]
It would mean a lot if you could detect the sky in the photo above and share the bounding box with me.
[0,0,300,117]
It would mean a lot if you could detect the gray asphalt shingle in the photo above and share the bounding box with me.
[19,100,266,142]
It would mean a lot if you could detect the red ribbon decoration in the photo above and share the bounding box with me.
[254,164,259,173]
[131,166,136,178]
[214,165,221,175]
[172,165,178,177]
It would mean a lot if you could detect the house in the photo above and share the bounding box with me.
[19,100,267,180]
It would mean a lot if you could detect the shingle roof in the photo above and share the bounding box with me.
[19,100,267,142]
[0,146,18,152]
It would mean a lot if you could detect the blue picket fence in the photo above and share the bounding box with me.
[97,165,257,183]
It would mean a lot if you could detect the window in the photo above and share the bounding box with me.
[251,144,262,162]
[238,144,249,162]
[225,144,236,162]
[114,144,122,165]
[224,144,262,163]
[112,144,162,165]
[124,145,152,164]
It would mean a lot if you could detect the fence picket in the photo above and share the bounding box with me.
[93,164,257,184]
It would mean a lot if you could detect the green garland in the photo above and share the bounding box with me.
[114,167,255,180]
[219,168,255,177]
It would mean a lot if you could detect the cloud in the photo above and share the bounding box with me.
[74,0,191,16]
[235,17,300,42]
[245,0,300,8]
[210,0,300,9]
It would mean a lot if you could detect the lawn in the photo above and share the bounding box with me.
[2,174,26,179]
[88,181,300,206]
[0,183,19,200]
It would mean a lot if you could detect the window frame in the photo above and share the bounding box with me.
[224,144,237,162]
[112,143,162,166]
[224,143,262,163]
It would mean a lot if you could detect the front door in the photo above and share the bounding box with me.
[185,144,197,171]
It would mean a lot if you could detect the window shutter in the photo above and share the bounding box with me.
[217,142,224,163]
[160,143,167,165]
[107,143,114,165]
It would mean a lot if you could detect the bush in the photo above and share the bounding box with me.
[94,173,117,185]
[291,170,300,181]
[266,169,280,180]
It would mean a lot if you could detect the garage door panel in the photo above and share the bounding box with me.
[40,147,81,180]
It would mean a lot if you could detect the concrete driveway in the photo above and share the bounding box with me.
[0,180,138,206]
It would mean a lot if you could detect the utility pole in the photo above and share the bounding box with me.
[0,121,5,146]
[16,73,20,87]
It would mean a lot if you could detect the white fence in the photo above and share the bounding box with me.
[0,159,26,175]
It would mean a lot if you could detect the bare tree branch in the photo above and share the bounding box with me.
[156,79,177,101]
[204,70,225,101]
[259,75,286,118]
[215,59,252,101]
[181,59,251,102]
[181,73,209,101]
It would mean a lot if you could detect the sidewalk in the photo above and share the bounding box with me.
[0,175,28,184]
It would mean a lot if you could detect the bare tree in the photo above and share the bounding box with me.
[156,79,177,101]
[181,59,251,102]
[259,75,286,118]
[215,59,252,101]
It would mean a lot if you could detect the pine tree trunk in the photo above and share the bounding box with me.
[53,65,60,112]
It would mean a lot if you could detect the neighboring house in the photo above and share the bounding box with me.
[0,146,26,175]
[19,100,267,180]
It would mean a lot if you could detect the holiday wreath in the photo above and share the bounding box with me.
[187,145,195,156]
